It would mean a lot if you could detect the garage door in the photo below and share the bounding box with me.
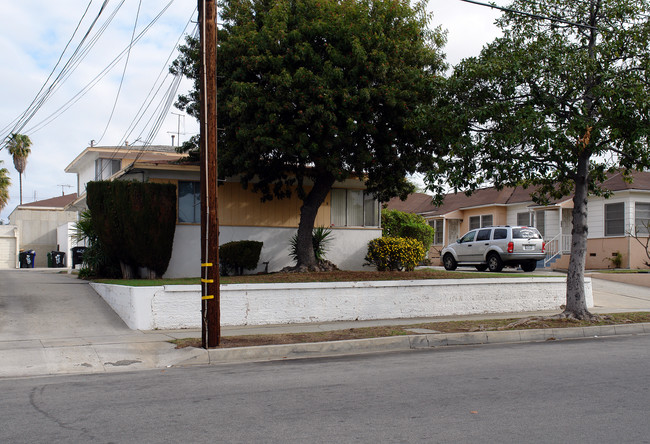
[0,236,17,268]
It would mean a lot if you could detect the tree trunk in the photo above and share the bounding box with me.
[294,174,336,270]
[564,153,594,319]
[19,173,23,205]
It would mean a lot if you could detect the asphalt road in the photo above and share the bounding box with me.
[2,334,649,443]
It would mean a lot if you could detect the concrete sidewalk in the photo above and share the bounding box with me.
[1,269,649,379]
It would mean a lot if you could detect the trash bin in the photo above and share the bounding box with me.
[50,251,66,268]
[71,247,86,268]
[19,250,36,268]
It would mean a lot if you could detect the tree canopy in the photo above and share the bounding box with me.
[0,160,10,212]
[427,0,650,318]
[6,133,32,205]
[172,0,446,269]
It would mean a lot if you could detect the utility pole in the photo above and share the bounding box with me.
[198,0,220,348]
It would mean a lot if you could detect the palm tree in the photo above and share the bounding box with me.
[0,159,10,212]
[6,133,32,205]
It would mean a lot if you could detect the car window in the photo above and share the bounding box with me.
[493,228,508,240]
[513,227,542,239]
[459,231,476,243]
[476,229,492,241]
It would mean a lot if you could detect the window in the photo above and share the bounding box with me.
[469,214,493,230]
[605,202,625,236]
[459,231,476,243]
[330,189,379,227]
[635,202,650,235]
[178,181,200,224]
[429,219,444,245]
[513,227,542,239]
[94,158,121,180]
[517,212,533,226]
[493,228,508,240]
[476,228,492,241]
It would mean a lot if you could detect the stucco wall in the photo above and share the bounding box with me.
[91,277,593,330]
[163,225,382,278]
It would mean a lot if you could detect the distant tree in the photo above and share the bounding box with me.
[0,159,10,212]
[171,0,446,270]
[427,0,650,319]
[6,133,32,205]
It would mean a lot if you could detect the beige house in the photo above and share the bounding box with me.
[65,144,382,277]
[388,171,650,270]
[8,194,79,268]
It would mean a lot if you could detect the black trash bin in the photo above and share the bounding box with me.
[50,251,66,268]
[71,246,86,268]
[19,250,36,268]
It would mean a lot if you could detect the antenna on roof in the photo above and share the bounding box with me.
[57,184,73,196]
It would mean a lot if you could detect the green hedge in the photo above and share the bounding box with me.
[381,209,434,251]
[220,240,263,275]
[365,237,426,272]
[86,180,177,278]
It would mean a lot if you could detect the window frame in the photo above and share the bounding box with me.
[330,188,380,228]
[605,202,625,237]
[469,214,493,230]
[635,202,650,235]
[177,180,201,224]
[429,219,444,245]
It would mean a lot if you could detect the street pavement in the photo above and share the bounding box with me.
[1,268,649,379]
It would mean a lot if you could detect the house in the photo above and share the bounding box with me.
[8,193,80,268]
[387,171,650,270]
[65,144,382,277]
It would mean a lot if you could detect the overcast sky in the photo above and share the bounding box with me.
[0,0,504,222]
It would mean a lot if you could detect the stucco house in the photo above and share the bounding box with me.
[8,193,80,268]
[65,144,382,277]
[387,171,650,270]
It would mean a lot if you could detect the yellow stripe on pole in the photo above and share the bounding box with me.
[202,295,214,300]
[201,263,213,267]
[201,278,214,284]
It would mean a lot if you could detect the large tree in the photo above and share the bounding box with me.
[172,0,446,270]
[6,133,32,205]
[0,160,10,212]
[427,0,650,319]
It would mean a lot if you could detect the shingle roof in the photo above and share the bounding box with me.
[387,170,650,217]
[20,193,79,209]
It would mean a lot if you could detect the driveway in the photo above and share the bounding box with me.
[0,269,129,342]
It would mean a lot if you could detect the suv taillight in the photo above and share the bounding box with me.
[542,242,546,253]
[507,242,514,253]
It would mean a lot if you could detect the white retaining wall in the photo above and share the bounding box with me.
[91,277,593,330]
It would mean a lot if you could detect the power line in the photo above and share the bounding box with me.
[459,0,597,30]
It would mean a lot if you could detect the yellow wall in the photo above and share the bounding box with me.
[551,236,650,270]
[150,178,331,228]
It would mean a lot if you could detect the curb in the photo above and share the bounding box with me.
[171,322,650,367]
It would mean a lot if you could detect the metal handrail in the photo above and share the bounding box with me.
[544,233,571,268]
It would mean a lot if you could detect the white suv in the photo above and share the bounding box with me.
[441,226,546,272]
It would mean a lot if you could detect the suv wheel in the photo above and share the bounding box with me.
[475,264,488,272]
[487,253,504,272]
[521,260,537,272]
[443,254,457,271]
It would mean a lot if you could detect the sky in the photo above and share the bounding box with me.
[0,0,504,222]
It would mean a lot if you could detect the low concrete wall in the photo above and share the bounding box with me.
[91,277,593,331]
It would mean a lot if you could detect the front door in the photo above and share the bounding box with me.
[447,220,460,246]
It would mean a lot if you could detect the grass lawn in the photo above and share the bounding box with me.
[171,311,650,349]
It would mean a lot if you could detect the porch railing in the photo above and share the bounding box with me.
[544,233,572,268]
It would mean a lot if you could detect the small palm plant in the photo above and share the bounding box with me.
[289,226,334,263]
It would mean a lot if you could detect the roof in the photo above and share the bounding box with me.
[18,193,78,209]
[387,170,650,217]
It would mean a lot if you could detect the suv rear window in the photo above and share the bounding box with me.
[513,227,542,239]
[493,228,508,240]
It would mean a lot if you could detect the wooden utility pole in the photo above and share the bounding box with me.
[198,0,220,348]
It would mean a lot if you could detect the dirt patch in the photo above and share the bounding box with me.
[172,312,650,349]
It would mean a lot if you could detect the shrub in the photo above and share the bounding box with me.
[381,209,434,251]
[365,237,426,271]
[220,240,263,275]
[289,226,333,263]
